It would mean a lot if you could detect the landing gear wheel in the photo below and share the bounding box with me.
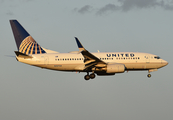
[147,74,151,78]
[90,73,96,79]
[84,75,90,80]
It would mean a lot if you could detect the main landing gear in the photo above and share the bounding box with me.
[84,73,96,80]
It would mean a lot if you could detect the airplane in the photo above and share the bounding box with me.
[10,20,168,80]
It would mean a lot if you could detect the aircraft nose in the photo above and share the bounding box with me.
[162,60,168,66]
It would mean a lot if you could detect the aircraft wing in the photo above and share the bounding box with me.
[75,37,106,71]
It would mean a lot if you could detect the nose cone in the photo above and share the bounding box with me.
[162,60,168,66]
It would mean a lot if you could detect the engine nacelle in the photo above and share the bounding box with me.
[106,63,125,73]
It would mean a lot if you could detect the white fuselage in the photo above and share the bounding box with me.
[16,52,168,72]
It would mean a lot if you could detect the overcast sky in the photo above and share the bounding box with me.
[0,0,173,120]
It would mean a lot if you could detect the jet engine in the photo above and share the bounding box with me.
[106,63,125,73]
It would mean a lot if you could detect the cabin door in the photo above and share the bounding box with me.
[145,56,150,63]
[44,56,49,65]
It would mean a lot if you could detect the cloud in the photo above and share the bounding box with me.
[74,0,173,15]
[74,5,93,14]
[118,0,173,11]
[96,4,120,15]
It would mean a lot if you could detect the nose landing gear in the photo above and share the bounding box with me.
[147,70,151,78]
[84,73,96,80]
[147,74,151,78]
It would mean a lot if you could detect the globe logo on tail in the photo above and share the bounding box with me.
[19,36,46,55]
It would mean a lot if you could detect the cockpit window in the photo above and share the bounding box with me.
[154,56,160,59]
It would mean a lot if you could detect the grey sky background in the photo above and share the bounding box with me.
[0,0,173,120]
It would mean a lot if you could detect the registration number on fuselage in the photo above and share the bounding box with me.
[54,65,62,67]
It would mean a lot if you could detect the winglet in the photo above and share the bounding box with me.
[75,37,85,51]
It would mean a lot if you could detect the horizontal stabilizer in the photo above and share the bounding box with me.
[15,51,33,59]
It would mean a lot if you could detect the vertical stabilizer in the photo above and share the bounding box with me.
[10,20,46,55]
